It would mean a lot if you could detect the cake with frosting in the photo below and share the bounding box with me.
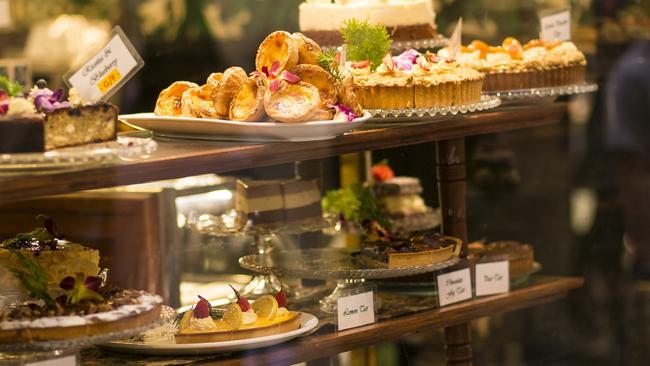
[350,49,484,110]
[299,0,437,47]
[0,80,117,153]
[235,179,322,226]
[438,38,587,91]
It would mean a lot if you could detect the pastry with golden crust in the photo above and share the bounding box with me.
[181,87,218,118]
[256,31,299,73]
[229,77,266,122]
[292,32,321,65]
[213,67,248,117]
[264,81,320,123]
[202,72,223,97]
[290,64,337,107]
[154,81,199,116]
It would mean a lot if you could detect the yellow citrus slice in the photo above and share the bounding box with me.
[252,295,278,320]
[212,320,232,331]
[222,303,243,330]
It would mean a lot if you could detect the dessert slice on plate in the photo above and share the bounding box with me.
[175,287,300,344]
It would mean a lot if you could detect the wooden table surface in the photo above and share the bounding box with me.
[0,103,565,205]
[84,276,583,366]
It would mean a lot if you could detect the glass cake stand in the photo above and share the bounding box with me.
[187,210,332,298]
[366,95,501,122]
[239,248,460,313]
[485,82,599,104]
[0,131,157,175]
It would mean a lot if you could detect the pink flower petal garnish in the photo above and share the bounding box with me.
[269,79,281,93]
[351,60,370,69]
[270,60,282,77]
[261,66,270,77]
[333,103,357,121]
[281,70,300,84]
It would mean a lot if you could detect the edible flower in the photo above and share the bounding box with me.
[382,53,395,72]
[351,60,370,69]
[59,272,104,305]
[393,49,420,71]
[332,103,357,122]
[371,160,394,182]
[252,60,301,93]
[30,88,71,112]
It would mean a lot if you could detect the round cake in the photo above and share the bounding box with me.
[299,0,437,47]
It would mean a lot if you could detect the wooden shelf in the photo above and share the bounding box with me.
[83,276,583,365]
[0,104,565,205]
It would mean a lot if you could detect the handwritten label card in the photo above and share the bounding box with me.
[0,0,11,29]
[64,26,144,102]
[540,9,571,42]
[437,268,472,307]
[337,291,375,331]
[475,261,509,296]
[28,355,76,366]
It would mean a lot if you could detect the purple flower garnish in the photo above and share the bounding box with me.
[31,88,71,112]
[59,276,76,291]
[333,103,357,122]
[84,276,102,292]
[393,49,420,71]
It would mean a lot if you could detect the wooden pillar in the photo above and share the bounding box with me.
[437,138,472,366]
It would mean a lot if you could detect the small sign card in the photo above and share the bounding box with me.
[28,355,76,366]
[337,291,375,331]
[0,0,12,29]
[475,261,509,296]
[64,26,144,102]
[437,268,472,307]
[540,9,571,42]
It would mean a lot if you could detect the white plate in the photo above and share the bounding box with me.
[119,112,371,142]
[100,312,319,356]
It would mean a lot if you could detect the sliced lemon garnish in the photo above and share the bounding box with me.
[252,295,278,320]
[178,309,194,332]
[223,303,243,330]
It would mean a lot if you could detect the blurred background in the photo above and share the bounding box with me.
[1,0,650,364]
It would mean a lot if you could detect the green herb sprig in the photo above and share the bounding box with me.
[317,50,343,82]
[322,183,392,230]
[0,76,24,97]
[7,248,58,310]
[340,19,392,71]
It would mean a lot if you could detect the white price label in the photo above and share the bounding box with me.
[540,10,571,42]
[0,0,11,29]
[27,355,76,366]
[337,291,375,331]
[475,261,509,296]
[64,26,144,102]
[437,268,472,307]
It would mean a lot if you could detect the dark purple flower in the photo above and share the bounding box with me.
[43,216,64,239]
[30,88,71,112]
[84,276,102,292]
[59,276,76,291]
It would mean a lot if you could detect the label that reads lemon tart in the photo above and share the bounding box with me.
[337,291,375,331]
[64,26,144,102]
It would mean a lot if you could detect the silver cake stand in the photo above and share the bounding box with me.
[187,210,332,298]
[239,248,460,313]
[484,82,599,105]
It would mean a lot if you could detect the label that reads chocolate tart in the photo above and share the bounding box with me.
[540,9,571,42]
[475,261,510,296]
[437,268,472,307]
[64,26,144,102]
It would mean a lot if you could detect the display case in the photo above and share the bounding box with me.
[0,0,648,365]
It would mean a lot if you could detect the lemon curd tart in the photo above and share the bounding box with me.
[175,290,300,344]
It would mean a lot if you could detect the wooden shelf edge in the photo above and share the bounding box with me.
[0,103,566,206]
[206,276,583,366]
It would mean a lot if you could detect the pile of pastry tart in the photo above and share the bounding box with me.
[155,31,363,123]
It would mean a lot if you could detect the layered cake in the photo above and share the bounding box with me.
[371,163,439,231]
[0,216,100,295]
[438,38,587,91]
[351,49,484,109]
[299,0,437,47]
[468,240,534,277]
[235,179,322,226]
[175,289,299,343]
[0,83,118,153]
